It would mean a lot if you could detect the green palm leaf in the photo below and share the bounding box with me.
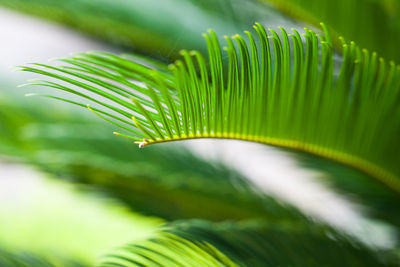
[100,219,394,266]
[20,23,400,195]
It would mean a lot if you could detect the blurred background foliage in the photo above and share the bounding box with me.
[1,0,399,61]
[265,0,400,62]
[0,0,292,59]
[0,94,305,222]
[103,219,394,267]
[0,0,399,266]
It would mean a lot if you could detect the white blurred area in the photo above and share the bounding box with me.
[0,7,110,77]
[186,140,396,248]
[0,6,395,249]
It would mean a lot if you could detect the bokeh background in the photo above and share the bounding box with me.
[0,0,399,266]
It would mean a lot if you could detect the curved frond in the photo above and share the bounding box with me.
[100,219,393,266]
[20,23,400,193]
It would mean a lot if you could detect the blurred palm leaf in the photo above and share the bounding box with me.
[101,219,395,266]
[0,0,287,59]
[0,247,85,267]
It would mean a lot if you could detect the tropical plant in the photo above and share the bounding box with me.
[1,0,400,266]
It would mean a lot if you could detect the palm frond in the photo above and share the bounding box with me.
[20,23,400,195]
[101,219,394,267]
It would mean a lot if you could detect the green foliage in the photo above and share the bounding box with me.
[263,0,400,62]
[0,0,279,59]
[5,0,400,265]
[0,96,302,222]
[101,219,394,266]
[8,97,387,266]
[0,247,85,267]
[20,23,400,195]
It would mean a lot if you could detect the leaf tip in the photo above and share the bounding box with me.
[135,139,148,148]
